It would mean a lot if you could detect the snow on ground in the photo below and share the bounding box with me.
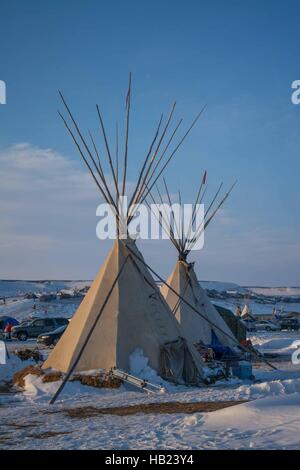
[1,372,300,449]
[0,280,91,298]
[250,331,300,356]
[213,297,300,316]
[201,393,300,449]
[1,280,300,449]
[249,286,300,297]
[200,280,248,294]
[0,353,34,383]
[0,298,36,320]
[2,330,300,449]
[0,297,80,322]
[1,280,300,324]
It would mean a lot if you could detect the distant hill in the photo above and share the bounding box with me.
[200,280,249,294]
[246,286,300,297]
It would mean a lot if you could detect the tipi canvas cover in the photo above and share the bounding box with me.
[43,239,210,384]
[46,78,213,385]
[161,259,237,348]
[155,173,238,349]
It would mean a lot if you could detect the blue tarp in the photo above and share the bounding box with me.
[209,330,237,360]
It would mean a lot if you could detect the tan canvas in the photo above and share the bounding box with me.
[43,240,209,382]
[161,260,237,347]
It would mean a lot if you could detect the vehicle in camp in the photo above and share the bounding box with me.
[38,293,57,302]
[241,319,256,331]
[57,289,74,299]
[11,317,69,341]
[57,289,83,299]
[278,318,300,331]
[255,320,280,332]
[24,292,38,299]
[37,324,67,347]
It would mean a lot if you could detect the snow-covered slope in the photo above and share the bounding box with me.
[203,393,300,449]
[248,286,300,297]
[0,280,91,298]
[200,280,248,293]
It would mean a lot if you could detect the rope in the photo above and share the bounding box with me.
[125,244,277,371]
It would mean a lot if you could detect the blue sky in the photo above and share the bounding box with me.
[0,0,299,285]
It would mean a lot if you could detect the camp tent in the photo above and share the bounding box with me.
[161,260,237,347]
[43,76,212,385]
[43,238,211,383]
[214,304,247,342]
[155,175,238,349]
[241,303,255,320]
[0,316,19,330]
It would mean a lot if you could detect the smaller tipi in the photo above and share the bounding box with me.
[154,174,238,349]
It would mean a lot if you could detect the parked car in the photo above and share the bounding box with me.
[37,324,67,347]
[38,293,57,302]
[255,320,280,332]
[279,318,300,331]
[241,319,256,332]
[11,317,69,341]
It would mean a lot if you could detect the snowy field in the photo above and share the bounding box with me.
[1,332,300,449]
[1,280,300,449]
[1,280,300,325]
[213,297,300,317]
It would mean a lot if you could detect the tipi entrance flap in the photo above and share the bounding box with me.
[160,337,206,384]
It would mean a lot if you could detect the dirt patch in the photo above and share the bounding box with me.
[0,435,15,445]
[28,431,72,440]
[71,372,122,389]
[7,421,43,429]
[13,365,43,388]
[60,400,246,418]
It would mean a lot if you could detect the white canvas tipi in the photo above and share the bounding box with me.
[161,259,237,348]
[43,77,212,385]
[43,238,210,382]
[155,175,237,348]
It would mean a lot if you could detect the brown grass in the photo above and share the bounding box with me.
[7,421,43,429]
[42,371,62,383]
[28,431,72,440]
[13,365,43,388]
[12,366,121,390]
[71,373,122,389]
[62,400,246,418]
[0,435,15,446]
[13,365,122,388]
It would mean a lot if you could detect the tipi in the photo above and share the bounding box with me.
[43,76,212,385]
[157,175,238,349]
[241,303,255,321]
